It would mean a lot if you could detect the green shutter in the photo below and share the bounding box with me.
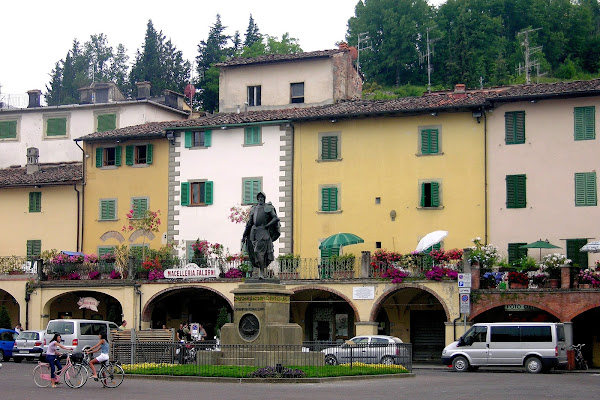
[245,127,261,145]
[115,146,122,166]
[0,120,17,139]
[181,182,190,206]
[505,112,525,144]
[421,130,430,154]
[575,172,597,206]
[204,130,212,147]
[430,182,440,207]
[185,131,192,148]
[420,183,426,207]
[421,129,439,154]
[97,114,116,132]
[47,117,67,136]
[566,239,589,268]
[96,147,103,168]
[146,144,153,164]
[574,107,595,141]
[322,136,338,159]
[29,192,41,212]
[132,198,148,219]
[322,187,338,211]
[514,112,525,143]
[125,145,134,165]
[204,181,213,205]
[506,175,526,208]
[26,240,42,260]
[507,243,527,264]
[243,180,252,204]
[100,200,116,220]
[98,247,115,257]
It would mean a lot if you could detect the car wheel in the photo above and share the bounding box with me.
[324,354,338,365]
[380,356,396,365]
[452,356,470,372]
[0,350,4,362]
[13,356,22,363]
[525,356,543,374]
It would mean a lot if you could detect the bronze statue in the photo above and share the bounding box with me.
[242,192,280,279]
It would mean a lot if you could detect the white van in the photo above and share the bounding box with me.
[43,319,119,354]
[441,322,567,373]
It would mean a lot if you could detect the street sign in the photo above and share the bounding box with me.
[460,293,471,314]
[458,273,472,288]
[459,287,471,294]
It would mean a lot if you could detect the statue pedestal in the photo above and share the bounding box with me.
[220,282,302,345]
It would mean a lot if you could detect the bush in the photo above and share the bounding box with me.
[249,366,306,378]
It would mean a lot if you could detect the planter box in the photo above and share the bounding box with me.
[509,282,528,289]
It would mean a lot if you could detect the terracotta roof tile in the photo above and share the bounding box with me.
[215,49,345,67]
[0,162,82,187]
[78,121,178,142]
[487,78,600,100]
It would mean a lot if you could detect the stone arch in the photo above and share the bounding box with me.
[100,231,125,242]
[370,283,452,322]
[129,229,155,243]
[141,285,233,323]
[564,303,600,322]
[470,300,561,321]
[291,285,360,322]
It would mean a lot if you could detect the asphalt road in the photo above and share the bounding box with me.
[1,361,598,400]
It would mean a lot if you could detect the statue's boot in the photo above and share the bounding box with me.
[258,268,264,280]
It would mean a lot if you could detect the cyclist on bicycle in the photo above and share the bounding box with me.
[47,333,70,388]
[85,333,109,380]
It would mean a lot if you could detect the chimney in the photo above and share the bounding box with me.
[26,147,40,174]
[27,90,42,108]
[136,81,151,99]
[454,84,467,98]
[79,87,93,104]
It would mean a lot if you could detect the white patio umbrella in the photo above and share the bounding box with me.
[580,241,600,253]
[415,230,448,253]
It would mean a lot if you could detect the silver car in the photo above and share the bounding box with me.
[13,330,45,362]
[321,335,406,365]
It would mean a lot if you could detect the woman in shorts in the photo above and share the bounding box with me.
[85,333,109,379]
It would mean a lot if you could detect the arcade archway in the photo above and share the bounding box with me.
[0,289,19,328]
[44,291,123,324]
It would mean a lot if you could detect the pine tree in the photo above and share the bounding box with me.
[45,61,63,106]
[244,14,261,47]
[0,305,11,329]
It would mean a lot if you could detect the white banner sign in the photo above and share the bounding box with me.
[353,286,375,300]
[164,263,219,279]
[77,297,100,312]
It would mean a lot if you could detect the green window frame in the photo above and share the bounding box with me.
[567,239,588,268]
[126,144,153,165]
[420,128,439,154]
[46,117,67,137]
[420,182,440,208]
[505,111,525,144]
[26,240,41,261]
[574,106,595,141]
[29,192,41,213]
[321,135,338,160]
[506,174,527,208]
[575,172,597,206]
[0,120,17,139]
[100,199,117,220]
[131,197,149,219]
[242,178,262,205]
[244,127,261,145]
[321,186,339,212]
[184,130,212,148]
[97,114,117,132]
[181,181,213,206]
[507,243,528,264]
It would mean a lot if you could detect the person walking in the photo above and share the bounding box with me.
[85,333,109,380]
[119,320,127,330]
[47,333,69,388]
[14,323,22,334]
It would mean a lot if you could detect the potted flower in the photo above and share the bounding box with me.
[481,271,503,289]
[382,266,410,283]
[224,268,243,279]
[88,270,101,280]
[148,268,164,281]
[109,270,122,279]
[578,268,600,288]
[540,253,570,288]
[508,271,529,289]
[530,272,548,288]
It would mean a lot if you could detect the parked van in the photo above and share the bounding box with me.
[43,319,119,354]
[441,322,567,373]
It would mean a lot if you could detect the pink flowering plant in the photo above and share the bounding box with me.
[88,270,101,280]
[148,268,164,281]
[67,272,80,280]
[382,267,410,283]
[579,267,600,286]
[224,268,243,279]
[109,270,122,279]
[228,205,250,224]
[425,266,458,281]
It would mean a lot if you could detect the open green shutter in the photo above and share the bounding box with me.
[420,183,426,207]
[96,147,103,168]
[125,145,134,165]
[204,181,213,205]
[115,146,122,166]
[184,131,192,148]
[181,182,190,206]
[204,130,212,147]
[430,182,440,207]
[146,144,153,164]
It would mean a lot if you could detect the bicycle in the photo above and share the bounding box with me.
[76,354,125,388]
[33,351,87,388]
[572,343,588,370]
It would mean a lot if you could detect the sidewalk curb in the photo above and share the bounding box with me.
[124,373,416,383]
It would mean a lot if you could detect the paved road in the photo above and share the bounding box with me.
[1,361,598,400]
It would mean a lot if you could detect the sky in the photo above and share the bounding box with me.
[0,0,445,101]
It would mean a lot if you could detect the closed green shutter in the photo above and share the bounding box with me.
[421,129,439,154]
[26,240,42,260]
[245,127,261,145]
[320,247,340,259]
[132,198,148,219]
[96,147,103,168]
[146,144,153,164]
[115,146,122,166]
[575,172,597,206]
[0,120,17,139]
[243,180,253,204]
[574,107,595,141]
[506,175,526,208]
[184,131,192,148]
[322,187,338,211]
[97,114,116,132]
[243,179,261,204]
[181,182,190,206]
[100,200,116,220]
[322,136,338,159]
[29,192,41,212]
[47,117,67,136]
[125,145,134,165]
[505,112,525,144]
[508,243,528,264]
[98,247,115,257]
[566,239,588,268]
[204,181,214,205]
[204,130,212,147]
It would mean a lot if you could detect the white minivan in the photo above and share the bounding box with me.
[441,322,567,373]
[43,319,119,354]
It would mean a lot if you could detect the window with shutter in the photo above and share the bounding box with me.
[244,127,261,145]
[190,181,214,205]
[420,181,442,208]
[0,120,17,139]
[97,114,117,132]
[505,111,525,144]
[421,129,439,154]
[181,182,190,206]
[26,240,42,260]
[508,243,528,264]
[242,178,262,204]
[321,187,339,211]
[575,172,597,206]
[131,197,149,219]
[46,117,67,137]
[566,239,588,268]
[186,130,212,147]
[29,192,41,213]
[320,247,340,260]
[506,174,527,208]
[100,199,117,220]
[574,106,595,141]
[321,135,339,160]
[98,247,115,257]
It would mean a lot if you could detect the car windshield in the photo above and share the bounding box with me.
[18,332,37,340]
[47,321,74,335]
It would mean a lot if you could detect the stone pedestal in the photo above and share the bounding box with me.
[220,282,302,345]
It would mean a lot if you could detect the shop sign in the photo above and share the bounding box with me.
[164,263,219,279]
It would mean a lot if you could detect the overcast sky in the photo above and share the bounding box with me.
[0,0,444,99]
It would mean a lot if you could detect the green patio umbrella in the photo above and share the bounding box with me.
[319,233,364,250]
[519,240,561,259]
